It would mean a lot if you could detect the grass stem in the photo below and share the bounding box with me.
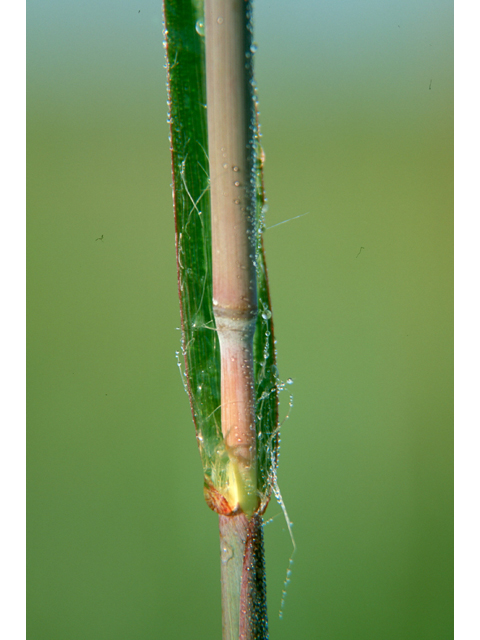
[205,0,258,518]
[205,2,268,638]
[219,514,268,640]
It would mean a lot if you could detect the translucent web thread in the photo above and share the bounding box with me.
[272,480,296,619]
[175,350,189,395]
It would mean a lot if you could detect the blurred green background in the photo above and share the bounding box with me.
[27,0,453,638]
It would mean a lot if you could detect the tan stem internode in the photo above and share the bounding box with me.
[205,0,259,518]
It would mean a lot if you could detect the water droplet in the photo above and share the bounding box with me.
[234,181,240,187]
[234,199,240,205]
[223,163,228,169]
[217,16,224,24]
[221,540,233,564]
[261,309,272,320]
[195,19,205,36]
[233,166,240,172]
[286,378,294,385]
[250,43,258,53]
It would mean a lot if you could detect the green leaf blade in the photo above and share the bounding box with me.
[164,0,279,513]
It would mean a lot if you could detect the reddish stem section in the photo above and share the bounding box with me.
[205,0,259,517]
[219,514,268,640]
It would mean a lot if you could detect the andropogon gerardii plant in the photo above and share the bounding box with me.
[163,1,284,637]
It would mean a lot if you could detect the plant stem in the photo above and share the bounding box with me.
[205,1,268,638]
[205,0,258,518]
[219,514,268,640]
